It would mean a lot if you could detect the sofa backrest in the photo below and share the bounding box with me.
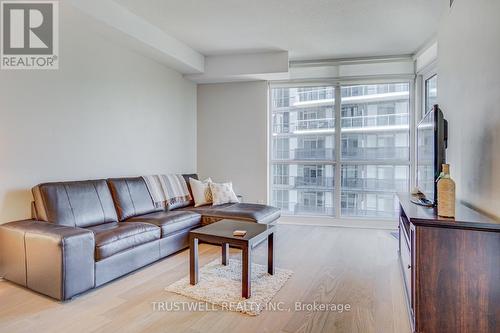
[107,177,162,221]
[32,180,118,227]
[168,173,199,210]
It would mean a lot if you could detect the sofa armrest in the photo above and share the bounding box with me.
[0,220,95,300]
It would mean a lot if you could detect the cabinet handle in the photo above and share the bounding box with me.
[407,265,411,269]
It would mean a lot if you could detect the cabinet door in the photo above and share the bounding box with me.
[401,228,412,306]
[399,218,415,329]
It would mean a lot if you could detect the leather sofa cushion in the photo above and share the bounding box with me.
[107,177,162,221]
[127,211,201,237]
[182,203,281,224]
[166,174,199,210]
[32,180,118,227]
[88,222,160,261]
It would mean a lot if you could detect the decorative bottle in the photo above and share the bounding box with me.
[437,164,456,217]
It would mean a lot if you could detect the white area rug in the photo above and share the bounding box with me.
[166,259,293,316]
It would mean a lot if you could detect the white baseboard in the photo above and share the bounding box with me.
[277,215,397,230]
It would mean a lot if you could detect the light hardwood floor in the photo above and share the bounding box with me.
[0,224,411,333]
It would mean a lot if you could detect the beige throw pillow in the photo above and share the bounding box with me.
[209,182,239,206]
[189,178,213,207]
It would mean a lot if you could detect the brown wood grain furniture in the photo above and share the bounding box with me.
[397,193,500,333]
[189,219,275,298]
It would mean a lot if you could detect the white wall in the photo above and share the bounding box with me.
[197,81,268,204]
[0,4,197,223]
[438,0,500,218]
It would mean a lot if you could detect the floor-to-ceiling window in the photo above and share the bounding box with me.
[270,82,411,219]
[270,86,335,216]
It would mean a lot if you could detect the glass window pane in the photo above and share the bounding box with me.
[341,164,409,218]
[270,163,335,216]
[340,83,410,218]
[270,86,335,216]
[425,75,437,115]
[341,83,410,162]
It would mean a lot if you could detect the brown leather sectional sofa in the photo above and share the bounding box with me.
[0,174,280,301]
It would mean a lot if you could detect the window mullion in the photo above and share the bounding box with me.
[334,83,342,217]
[409,79,417,191]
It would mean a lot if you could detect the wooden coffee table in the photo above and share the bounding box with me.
[189,219,275,299]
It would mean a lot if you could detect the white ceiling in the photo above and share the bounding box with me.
[115,0,444,61]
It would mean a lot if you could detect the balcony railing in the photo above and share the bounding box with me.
[295,118,335,131]
[272,96,295,109]
[340,191,398,218]
[342,146,409,160]
[272,175,290,186]
[294,148,335,160]
[272,150,291,160]
[294,203,334,216]
[271,200,291,210]
[272,148,335,160]
[273,120,334,134]
[341,178,408,192]
[271,177,405,191]
[295,176,334,189]
[272,175,335,189]
[341,207,395,218]
[271,199,396,217]
[341,113,408,128]
[271,200,334,216]
[341,84,408,98]
[272,124,291,134]
[272,114,408,134]
[296,88,335,102]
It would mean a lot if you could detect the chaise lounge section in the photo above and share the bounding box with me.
[0,174,280,301]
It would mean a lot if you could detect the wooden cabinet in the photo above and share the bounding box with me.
[397,193,500,333]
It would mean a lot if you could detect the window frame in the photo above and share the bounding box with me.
[424,74,438,117]
[414,64,437,190]
[417,65,437,120]
[268,77,416,220]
